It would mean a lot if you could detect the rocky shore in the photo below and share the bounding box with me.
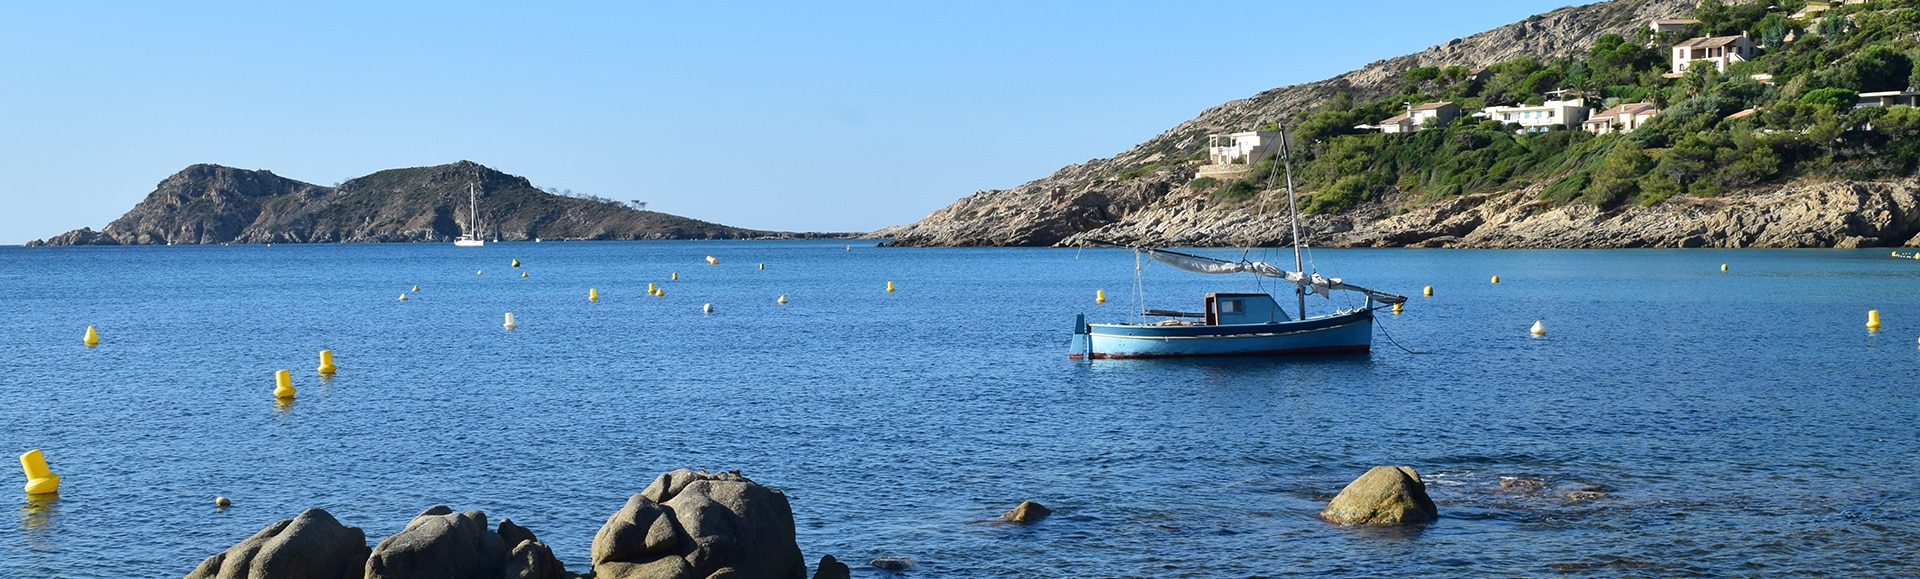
[877,176,1920,249]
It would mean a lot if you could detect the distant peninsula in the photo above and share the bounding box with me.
[29,161,847,246]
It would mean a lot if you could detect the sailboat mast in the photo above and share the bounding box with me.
[1278,129,1307,319]
[469,184,479,238]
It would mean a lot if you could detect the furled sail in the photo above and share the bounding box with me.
[1145,248,1406,304]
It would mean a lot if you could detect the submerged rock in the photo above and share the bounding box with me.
[812,555,850,579]
[184,507,369,579]
[1320,466,1439,525]
[592,469,806,579]
[1001,501,1052,523]
[868,557,914,571]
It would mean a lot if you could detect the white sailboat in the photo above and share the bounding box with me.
[454,184,485,247]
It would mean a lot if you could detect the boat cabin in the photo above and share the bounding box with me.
[1205,293,1287,324]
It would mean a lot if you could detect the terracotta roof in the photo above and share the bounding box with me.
[1380,113,1410,123]
[1675,35,1748,48]
[1590,102,1660,120]
[1726,108,1758,120]
[1411,101,1456,111]
[1652,18,1700,25]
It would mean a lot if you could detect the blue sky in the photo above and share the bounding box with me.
[0,1,1579,244]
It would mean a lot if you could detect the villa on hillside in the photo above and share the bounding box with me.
[1671,35,1760,74]
[1857,90,1920,108]
[1650,18,1699,34]
[1794,0,1874,20]
[1372,102,1461,133]
[1582,103,1660,135]
[1476,98,1591,133]
[1195,131,1282,180]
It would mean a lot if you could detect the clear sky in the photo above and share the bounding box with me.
[0,1,1579,244]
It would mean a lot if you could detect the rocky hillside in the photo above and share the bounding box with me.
[31,161,832,245]
[873,0,1714,247]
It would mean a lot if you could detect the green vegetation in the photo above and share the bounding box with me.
[1194,0,1920,213]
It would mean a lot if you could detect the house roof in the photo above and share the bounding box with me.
[1652,18,1700,25]
[1379,113,1411,123]
[1726,108,1758,120]
[1412,101,1456,111]
[1590,102,1660,119]
[1675,35,1749,48]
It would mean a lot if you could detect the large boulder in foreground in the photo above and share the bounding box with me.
[1320,466,1439,525]
[184,507,369,579]
[364,506,508,578]
[592,469,806,579]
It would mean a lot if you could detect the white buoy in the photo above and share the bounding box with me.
[702,303,713,314]
[777,295,788,305]
[1530,320,1546,336]
[398,293,409,301]
[504,312,518,329]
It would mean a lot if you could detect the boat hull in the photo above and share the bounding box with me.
[1085,309,1374,359]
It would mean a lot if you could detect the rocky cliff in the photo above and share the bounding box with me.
[31,161,829,246]
[874,0,1840,249]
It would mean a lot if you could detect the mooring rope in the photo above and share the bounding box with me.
[1375,315,1429,354]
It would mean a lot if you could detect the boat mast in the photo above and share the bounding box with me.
[1278,129,1307,320]
[468,184,479,239]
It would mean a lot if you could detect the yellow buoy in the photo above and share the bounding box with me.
[759,263,765,270]
[589,288,599,302]
[648,282,657,294]
[511,259,520,267]
[521,271,527,278]
[777,295,788,305]
[887,281,896,293]
[412,285,419,292]
[655,288,664,297]
[1423,286,1433,297]
[1491,276,1500,284]
[216,496,231,507]
[1530,320,1546,336]
[20,449,60,495]
[1868,310,1882,330]
[503,312,517,329]
[1720,264,1728,272]
[1392,302,1403,314]
[317,350,336,375]
[83,325,99,347]
[671,272,679,281]
[274,369,295,399]
[1096,289,1106,304]
[706,255,719,265]
[399,293,409,301]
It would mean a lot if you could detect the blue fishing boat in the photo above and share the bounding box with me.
[1069,129,1405,360]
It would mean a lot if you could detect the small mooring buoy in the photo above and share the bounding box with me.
[83,325,99,347]
[1492,275,1501,284]
[411,285,419,292]
[759,263,765,270]
[215,496,231,507]
[703,303,713,314]
[503,312,518,330]
[1096,289,1106,304]
[671,272,679,281]
[655,288,665,297]
[511,259,520,267]
[589,288,599,302]
[477,270,483,275]
[1392,302,1403,314]
[520,271,527,278]
[777,295,788,305]
[1720,264,1728,272]
[274,369,295,400]
[705,255,719,265]
[887,281,896,293]
[317,350,336,375]
[1530,320,1546,336]
[20,449,60,495]
[1868,310,1882,331]
[1423,286,1433,297]
[398,293,409,301]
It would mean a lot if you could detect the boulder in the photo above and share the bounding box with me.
[184,507,369,579]
[497,519,538,553]
[592,469,806,579]
[1000,501,1052,524]
[1320,466,1438,525]
[503,539,569,579]
[364,505,509,579]
[811,555,849,579]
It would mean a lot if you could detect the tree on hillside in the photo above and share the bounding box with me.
[1583,140,1653,206]
[1839,45,1914,92]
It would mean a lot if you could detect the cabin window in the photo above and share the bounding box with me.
[1219,299,1241,313]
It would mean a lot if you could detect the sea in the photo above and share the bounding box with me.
[3,240,1918,577]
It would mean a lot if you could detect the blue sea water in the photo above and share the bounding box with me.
[3,240,1919,577]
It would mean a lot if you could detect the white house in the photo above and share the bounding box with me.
[1650,18,1699,34]
[1477,99,1591,133]
[1375,102,1462,133]
[1671,35,1760,74]
[1195,131,1283,180]
[1856,90,1920,108]
[1582,102,1660,135]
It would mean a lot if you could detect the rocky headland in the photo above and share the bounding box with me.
[31,161,844,246]
[871,0,1920,249]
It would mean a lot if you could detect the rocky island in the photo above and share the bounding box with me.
[30,161,843,246]
[875,0,1920,248]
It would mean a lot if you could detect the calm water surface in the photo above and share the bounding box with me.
[3,241,1919,577]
